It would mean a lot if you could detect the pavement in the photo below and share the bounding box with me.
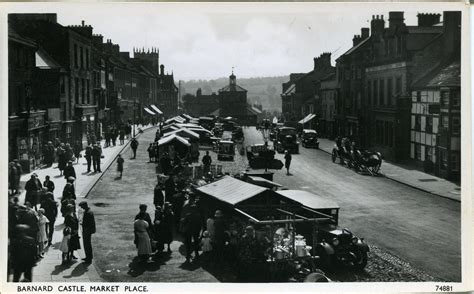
[316,138,461,202]
[10,124,155,282]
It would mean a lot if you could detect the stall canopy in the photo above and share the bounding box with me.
[197,176,267,206]
[181,114,194,120]
[157,134,191,147]
[165,116,186,124]
[247,176,282,189]
[144,107,156,115]
[162,125,180,133]
[162,128,200,139]
[298,114,316,124]
[275,190,339,210]
[150,104,163,115]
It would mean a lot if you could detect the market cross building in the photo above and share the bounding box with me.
[212,71,259,125]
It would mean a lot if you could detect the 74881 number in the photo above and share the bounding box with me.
[435,285,453,292]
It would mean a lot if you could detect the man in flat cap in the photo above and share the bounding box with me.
[79,201,96,264]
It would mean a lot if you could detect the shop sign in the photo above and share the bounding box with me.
[28,115,44,130]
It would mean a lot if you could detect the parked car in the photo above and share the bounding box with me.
[217,140,235,161]
[301,129,319,149]
[275,126,299,154]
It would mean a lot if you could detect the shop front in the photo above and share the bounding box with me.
[26,110,47,171]
[8,116,28,170]
[75,105,98,146]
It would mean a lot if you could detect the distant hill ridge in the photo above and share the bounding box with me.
[180,75,289,112]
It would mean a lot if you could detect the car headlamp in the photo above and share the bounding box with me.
[352,237,358,244]
[332,237,339,246]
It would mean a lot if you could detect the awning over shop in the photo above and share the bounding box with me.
[157,134,191,147]
[298,114,316,124]
[197,176,267,206]
[150,104,163,115]
[144,107,156,115]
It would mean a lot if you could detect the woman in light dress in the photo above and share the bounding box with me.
[37,208,50,257]
[134,213,152,262]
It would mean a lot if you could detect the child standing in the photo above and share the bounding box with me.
[116,154,124,178]
[200,230,213,262]
[60,227,71,264]
[37,208,50,258]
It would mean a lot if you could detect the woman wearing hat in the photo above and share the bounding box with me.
[64,205,80,260]
[161,202,175,252]
[36,208,50,258]
[134,213,152,262]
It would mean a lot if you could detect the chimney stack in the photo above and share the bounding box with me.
[388,11,404,28]
[370,15,385,37]
[361,27,370,39]
[352,35,362,47]
[417,13,441,27]
[443,11,461,57]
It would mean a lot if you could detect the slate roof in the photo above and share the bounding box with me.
[340,37,370,57]
[412,61,460,89]
[218,84,247,93]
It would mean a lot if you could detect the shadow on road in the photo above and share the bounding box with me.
[51,260,77,276]
[63,262,91,278]
[127,256,162,277]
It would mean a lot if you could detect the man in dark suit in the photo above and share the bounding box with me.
[85,144,92,173]
[43,175,55,193]
[79,201,96,264]
[91,143,102,173]
[130,138,139,159]
[63,161,76,181]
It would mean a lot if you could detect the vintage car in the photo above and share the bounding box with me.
[301,129,319,149]
[276,190,369,271]
[217,140,235,161]
[246,144,283,170]
[275,126,299,154]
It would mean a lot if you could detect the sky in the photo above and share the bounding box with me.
[7,2,461,81]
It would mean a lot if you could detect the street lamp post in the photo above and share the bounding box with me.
[133,99,137,137]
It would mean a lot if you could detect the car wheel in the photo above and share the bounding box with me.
[304,272,330,283]
[352,249,368,270]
